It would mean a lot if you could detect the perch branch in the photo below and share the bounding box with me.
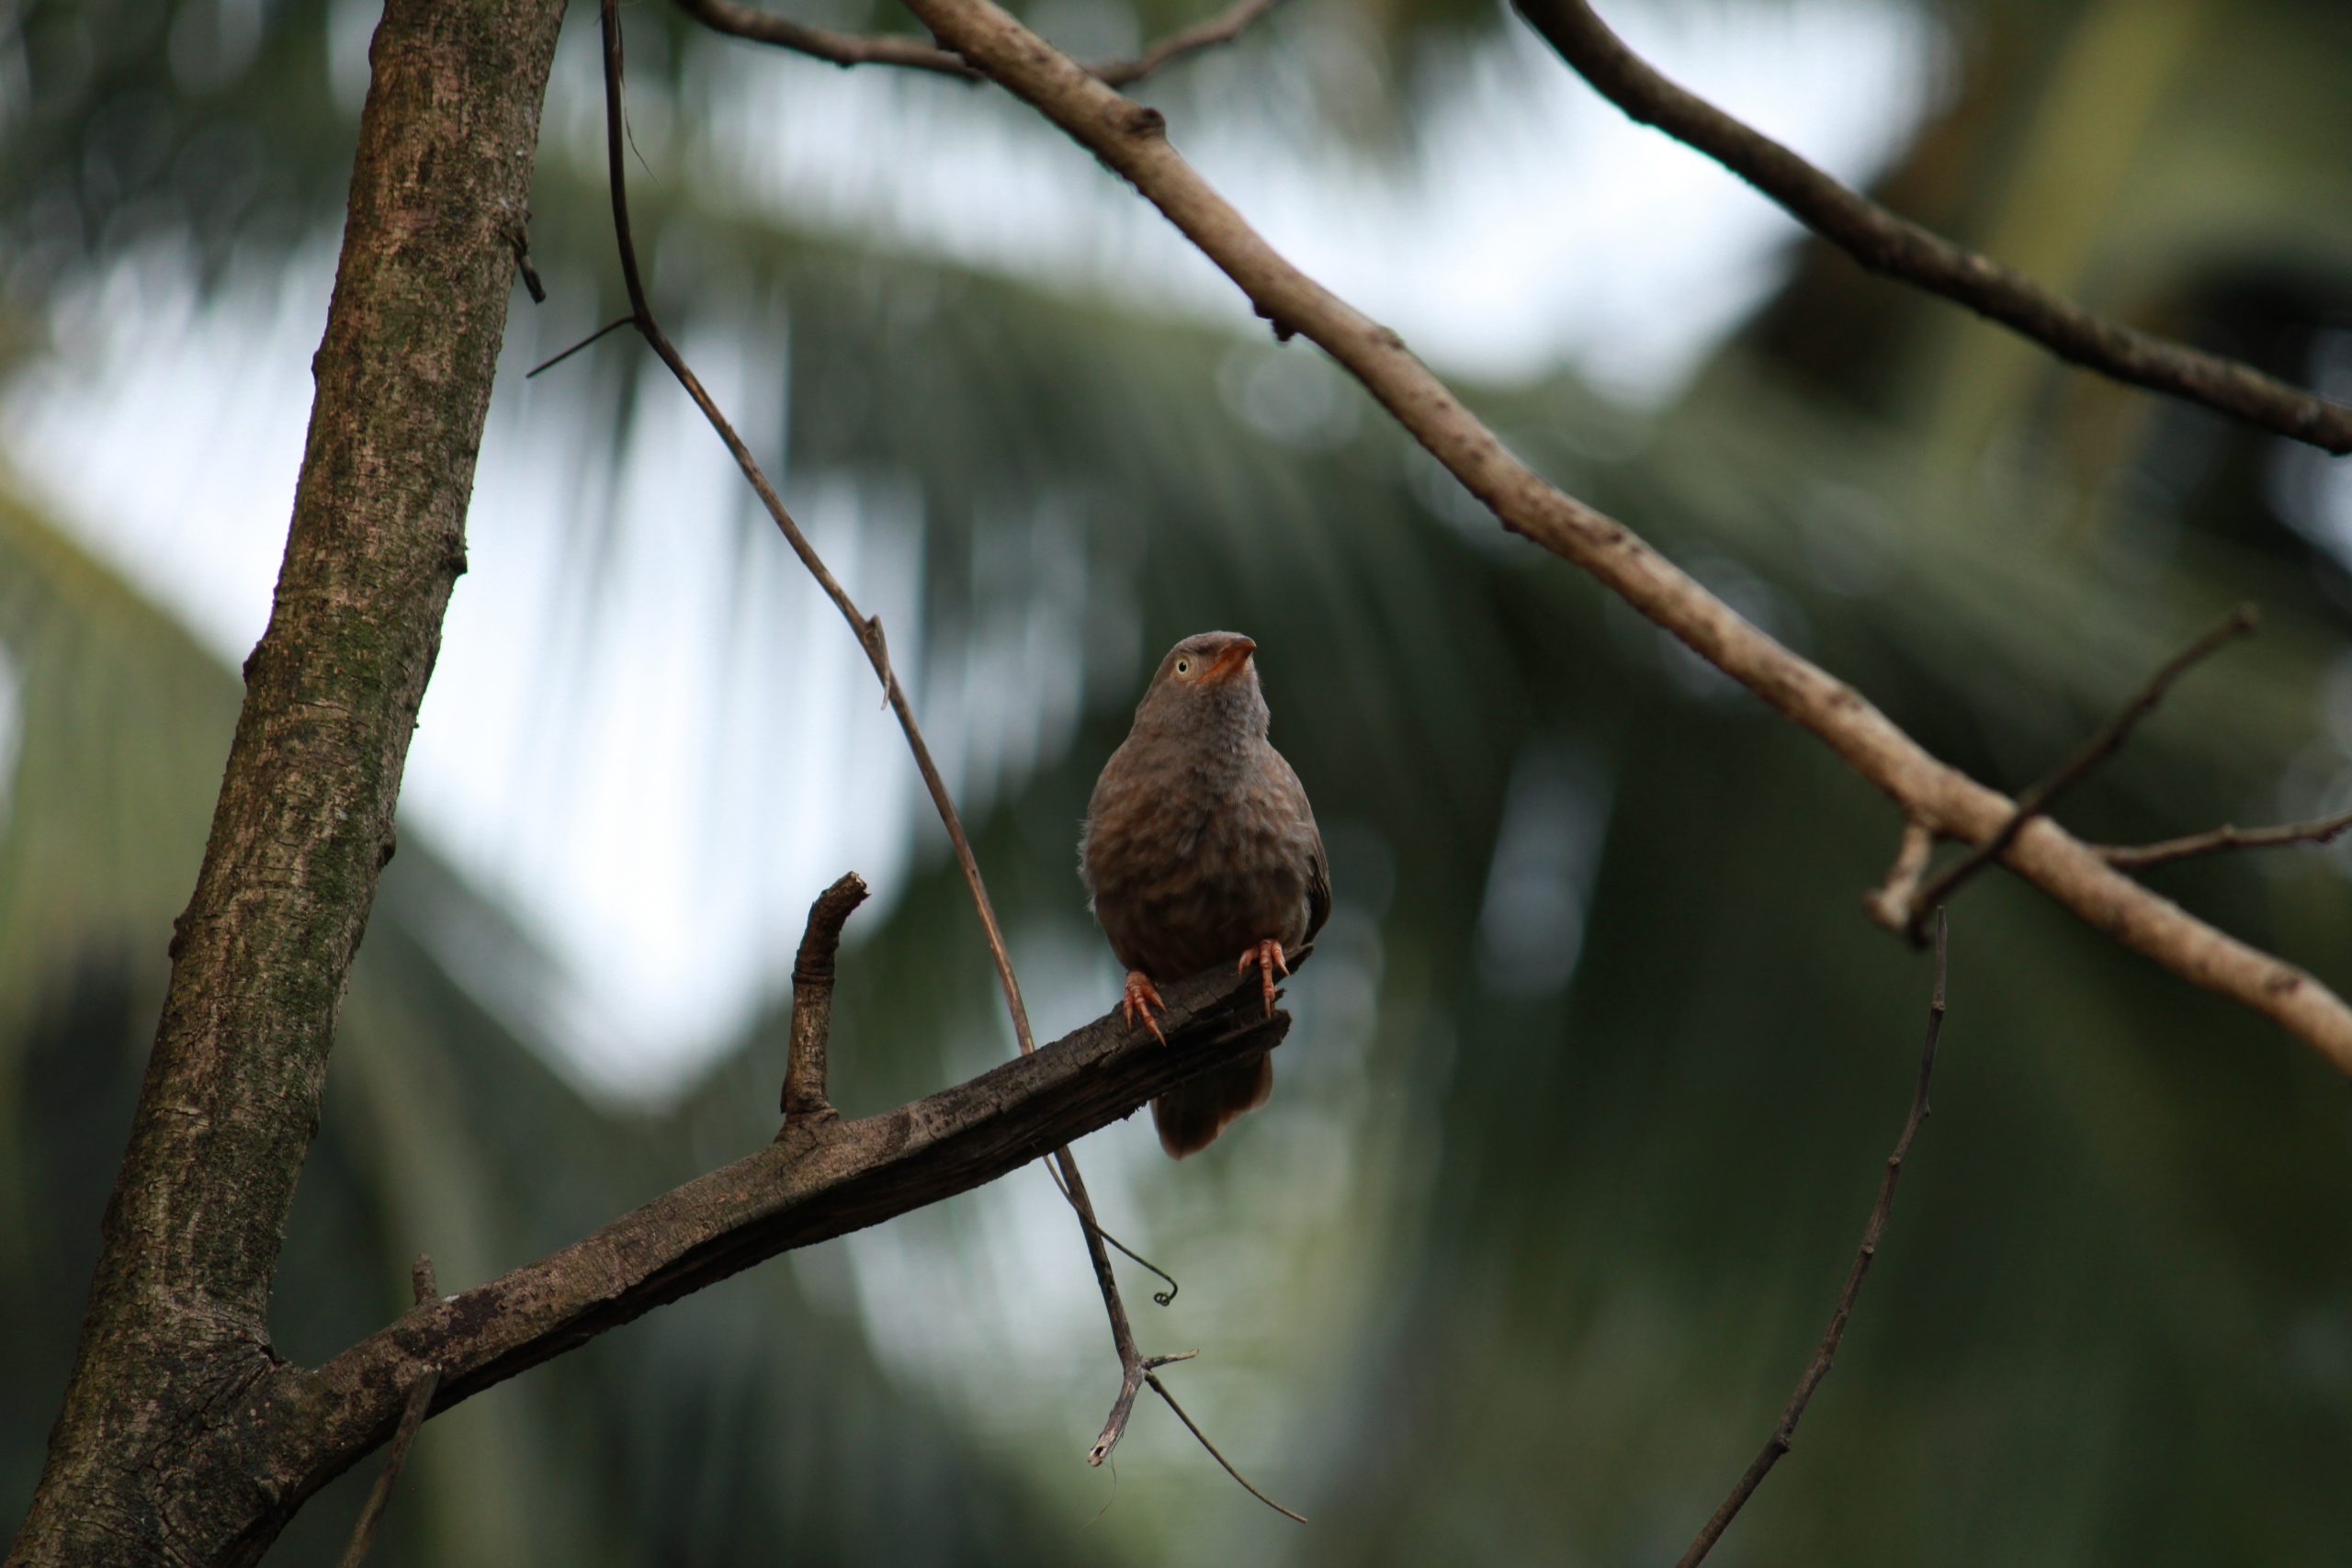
[780,873,869,1121]
[2099,810,2352,871]
[674,0,1287,87]
[1511,0,2352,454]
[594,0,1260,1493]
[1677,909,1948,1568]
[889,0,2352,1077]
[263,963,1292,1518]
[1899,606,2257,935]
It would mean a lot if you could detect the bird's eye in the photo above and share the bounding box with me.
[1174,659,1191,676]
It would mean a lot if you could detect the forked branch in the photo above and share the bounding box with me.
[1512,0,2352,454]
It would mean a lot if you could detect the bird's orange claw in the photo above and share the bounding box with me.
[1237,938,1289,1018]
[1121,970,1168,1043]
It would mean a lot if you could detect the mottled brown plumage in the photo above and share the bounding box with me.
[1080,632,1329,1157]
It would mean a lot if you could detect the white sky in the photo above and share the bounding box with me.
[3,0,1938,1097]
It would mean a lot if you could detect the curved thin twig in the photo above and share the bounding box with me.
[1511,0,2352,455]
[673,0,1288,88]
[1147,1371,1308,1524]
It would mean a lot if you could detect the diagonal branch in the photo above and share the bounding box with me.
[886,0,2352,1078]
[1510,0,2352,455]
[674,0,1287,87]
[236,964,1293,1534]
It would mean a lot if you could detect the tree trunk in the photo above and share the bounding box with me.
[8,0,565,1561]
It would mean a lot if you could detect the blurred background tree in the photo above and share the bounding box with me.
[5,0,2351,1562]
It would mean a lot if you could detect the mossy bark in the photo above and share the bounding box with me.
[8,0,565,1562]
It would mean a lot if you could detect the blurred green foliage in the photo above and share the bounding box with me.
[6,0,2352,1562]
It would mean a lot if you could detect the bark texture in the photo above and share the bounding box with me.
[9,0,567,1561]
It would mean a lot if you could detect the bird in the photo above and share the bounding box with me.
[1080,631,1329,1158]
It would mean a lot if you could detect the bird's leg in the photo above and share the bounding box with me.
[1236,938,1289,1017]
[1121,970,1168,1043]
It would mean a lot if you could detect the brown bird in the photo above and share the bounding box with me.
[1080,631,1329,1157]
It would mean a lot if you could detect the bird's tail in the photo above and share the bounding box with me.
[1151,1053,1273,1158]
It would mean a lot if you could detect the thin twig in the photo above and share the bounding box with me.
[673,0,1288,86]
[1147,1371,1309,1523]
[780,873,869,1121]
[408,1255,437,1306]
[1903,606,2257,935]
[2099,810,2352,871]
[1091,0,1285,87]
[1677,909,1948,1568]
[1512,0,2352,454]
[526,315,634,378]
[334,1368,441,1568]
[1106,1231,1181,1306]
[594,0,1210,1485]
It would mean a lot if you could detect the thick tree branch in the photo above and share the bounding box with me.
[236,964,1291,1525]
[1511,0,2352,455]
[673,0,1286,87]
[7,2,569,1562]
[889,0,2352,1077]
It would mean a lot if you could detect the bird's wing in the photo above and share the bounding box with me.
[1304,830,1331,944]
[1274,748,1330,943]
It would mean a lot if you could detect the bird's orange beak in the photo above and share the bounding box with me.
[1203,637,1257,684]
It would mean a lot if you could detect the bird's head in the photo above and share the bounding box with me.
[1132,630,1268,739]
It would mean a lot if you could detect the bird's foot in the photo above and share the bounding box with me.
[1121,970,1168,1043]
[1236,938,1289,1017]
